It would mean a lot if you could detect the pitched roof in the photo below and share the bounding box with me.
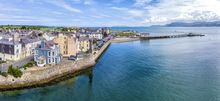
[78,37,92,41]
[0,39,20,45]
[37,40,58,50]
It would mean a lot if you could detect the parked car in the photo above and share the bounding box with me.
[68,55,76,61]
[76,53,84,60]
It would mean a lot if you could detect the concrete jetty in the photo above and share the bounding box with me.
[140,33,205,40]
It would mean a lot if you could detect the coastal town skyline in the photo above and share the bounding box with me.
[1,0,220,26]
[0,1,220,100]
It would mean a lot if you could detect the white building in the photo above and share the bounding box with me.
[20,38,41,58]
[79,33,103,40]
[0,38,22,61]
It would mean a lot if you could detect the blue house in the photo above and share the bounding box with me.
[34,40,61,67]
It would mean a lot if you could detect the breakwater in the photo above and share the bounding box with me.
[140,33,205,40]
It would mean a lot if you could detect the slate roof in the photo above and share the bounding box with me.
[37,40,58,50]
[78,37,92,41]
[0,39,20,45]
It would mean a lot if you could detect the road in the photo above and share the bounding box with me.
[0,56,34,72]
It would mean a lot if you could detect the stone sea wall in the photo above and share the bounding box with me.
[0,39,114,91]
[0,38,137,91]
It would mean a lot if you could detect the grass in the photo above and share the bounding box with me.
[23,61,36,70]
[0,25,79,31]
[117,32,136,37]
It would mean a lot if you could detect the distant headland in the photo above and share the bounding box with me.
[151,21,220,27]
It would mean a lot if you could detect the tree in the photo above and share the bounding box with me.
[21,26,27,29]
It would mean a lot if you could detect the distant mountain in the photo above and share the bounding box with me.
[164,21,220,27]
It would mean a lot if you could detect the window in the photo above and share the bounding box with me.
[16,49,19,54]
[48,59,51,63]
[52,58,54,62]
[48,51,51,56]
[64,45,67,49]
[35,50,37,55]
[52,52,55,56]
[40,59,44,64]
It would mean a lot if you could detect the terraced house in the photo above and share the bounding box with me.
[34,40,61,67]
[53,33,78,57]
[78,37,92,53]
[0,38,22,61]
[0,35,22,61]
[20,38,41,58]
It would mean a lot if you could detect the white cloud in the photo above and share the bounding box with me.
[134,0,152,7]
[111,7,144,18]
[128,10,144,17]
[84,0,94,5]
[110,6,128,11]
[141,0,220,24]
[72,0,95,5]
[144,16,168,23]
[90,14,111,19]
[1,0,220,26]
[45,0,82,13]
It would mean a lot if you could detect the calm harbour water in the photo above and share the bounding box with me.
[1,27,220,101]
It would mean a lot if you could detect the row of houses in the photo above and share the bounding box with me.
[0,28,110,67]
[34,33,105,66]
[0,34,41,61]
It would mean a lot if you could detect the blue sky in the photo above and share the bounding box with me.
[0,0,220,27]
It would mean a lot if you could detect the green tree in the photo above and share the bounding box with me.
[21,26,27,29]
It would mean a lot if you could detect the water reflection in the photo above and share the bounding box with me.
[0,68,94,98]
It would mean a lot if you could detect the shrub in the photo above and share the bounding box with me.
[0,72,8,77]
[7,65,23,78]
[23,61,36,68]
[24,63,33,68]
[0,61,6,64]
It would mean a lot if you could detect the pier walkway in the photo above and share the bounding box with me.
[140,33,205,40]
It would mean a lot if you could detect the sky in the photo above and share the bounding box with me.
[0,0,220,27]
